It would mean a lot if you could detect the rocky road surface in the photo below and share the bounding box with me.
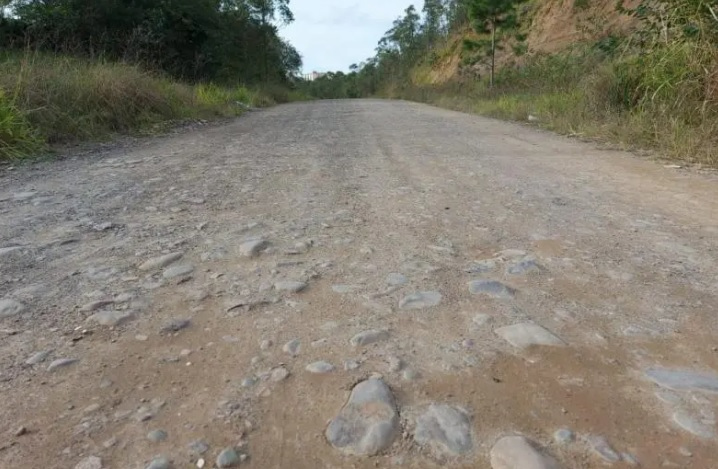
[1,100,718,469]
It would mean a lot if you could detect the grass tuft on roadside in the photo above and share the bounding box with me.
[0,52,300,161]
[391,40,718,166]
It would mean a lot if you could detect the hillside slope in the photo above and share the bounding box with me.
[421,0,640,86]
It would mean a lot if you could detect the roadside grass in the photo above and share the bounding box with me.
[0,52,300,161]
[394,42,718,166]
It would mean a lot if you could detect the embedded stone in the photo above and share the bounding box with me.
[468,280,515,299]
[399,291,442,310]
[325,378,399,456]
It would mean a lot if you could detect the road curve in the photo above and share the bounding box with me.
[1,100,718,468]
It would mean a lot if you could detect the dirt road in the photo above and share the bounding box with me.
[1,100,718,469]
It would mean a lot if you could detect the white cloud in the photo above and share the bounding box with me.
[281,0,412,72]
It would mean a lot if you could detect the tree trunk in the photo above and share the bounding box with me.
[490,20,496,88]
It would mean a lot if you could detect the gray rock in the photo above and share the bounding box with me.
[326,378,399,456]
[553,428,574,444]
[495,323,565,349]
[145,456,171,469]
[162,264,194,279]
[645,368,718,393]
[271,366,290,382]
[306,361,335,374]
[464,260,496,274]
[506,258,542,275]
[87,310,135,327]
[402,369,420,381]
[350,329,390,347]
[399,291,442,310]
[468,280,516,299]
[25,350,52,366]
[385,273,408,286]
[239,238,268,257]
[0,298,25,318]
[147,429,168,442]
[48,358,79,372]
[490,436,561,469]
[160,319,191,334]
[188,440,210,455]
[259,339,273,350]
[283,339,301,356]
[75,456,103,469]
[216,447,240,468]
[585,435,620,463]
[139,252,183,271]
[241,377,258,387]
[274,281,307,293]
[673,410,716,438]
[414,404,473,457]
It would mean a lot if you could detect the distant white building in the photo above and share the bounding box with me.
[303,71,325,81]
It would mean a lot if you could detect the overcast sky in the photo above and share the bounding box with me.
[282,0,412,73]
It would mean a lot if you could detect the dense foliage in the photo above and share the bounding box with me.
[0,0,302,84]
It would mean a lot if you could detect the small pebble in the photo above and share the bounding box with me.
[271,367,290,382]
[241,377,258,388]
[282,339,301,356]
[47,358,79,372]
[306,361,335,374]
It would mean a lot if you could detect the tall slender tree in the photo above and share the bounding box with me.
[466,0,527,87]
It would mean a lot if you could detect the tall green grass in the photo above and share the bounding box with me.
[0,52,297,161]
[395,39,718,166]
[0,89,44,160]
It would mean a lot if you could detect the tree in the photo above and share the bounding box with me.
[465,0,527,87]
[422,0,444,49]
[2,0,301,84]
